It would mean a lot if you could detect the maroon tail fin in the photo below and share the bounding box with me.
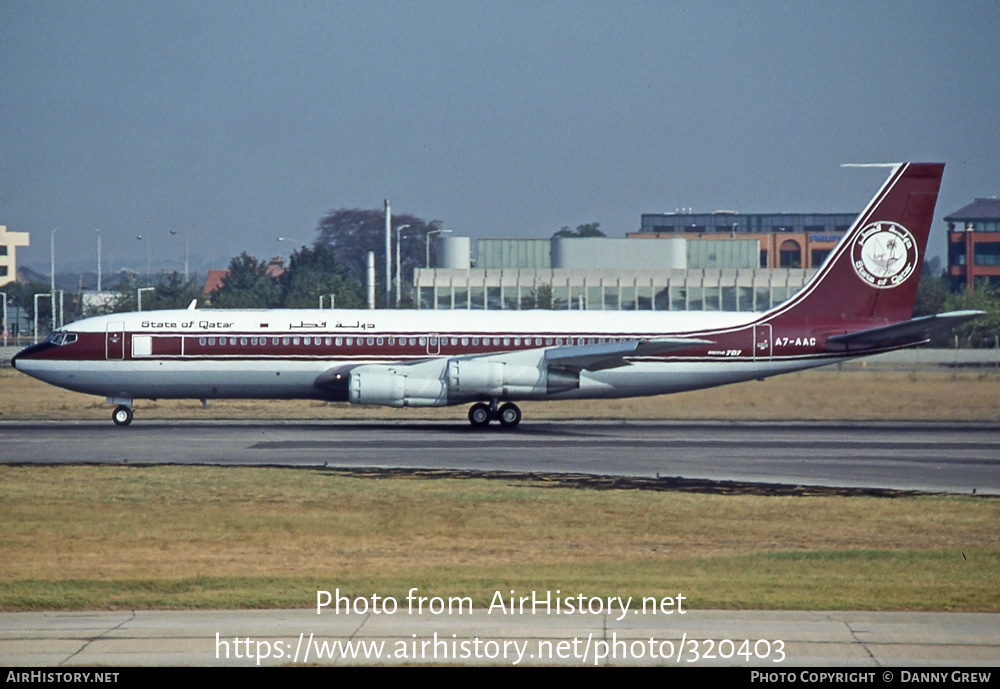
[766,163,944,328]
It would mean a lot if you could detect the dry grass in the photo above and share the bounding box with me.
[1,466,997,611]
[2,367,998,422]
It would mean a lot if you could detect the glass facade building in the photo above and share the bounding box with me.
[414,267,816,312]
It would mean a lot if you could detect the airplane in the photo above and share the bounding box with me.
[12,162,982,428]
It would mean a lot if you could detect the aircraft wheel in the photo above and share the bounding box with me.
[468,403,492,428]
[112,405,134,427]
[497,402,522,428]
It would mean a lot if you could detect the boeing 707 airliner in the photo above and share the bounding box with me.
[12,163,981,427]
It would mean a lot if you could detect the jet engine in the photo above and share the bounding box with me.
[347,357,579,407]
[348,365,447,407]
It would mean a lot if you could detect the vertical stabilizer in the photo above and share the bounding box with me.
[766,162,944,327]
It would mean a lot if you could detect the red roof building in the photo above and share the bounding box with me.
[202,257,285,295]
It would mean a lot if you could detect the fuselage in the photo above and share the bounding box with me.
[11,305,884,404]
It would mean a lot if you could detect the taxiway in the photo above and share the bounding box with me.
[1,420,996,494]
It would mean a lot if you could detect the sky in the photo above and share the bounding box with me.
[2,0,998,276]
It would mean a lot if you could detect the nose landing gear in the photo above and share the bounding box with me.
[112,405,134,426]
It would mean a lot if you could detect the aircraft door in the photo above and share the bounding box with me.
[425,333,441,355]
[753,324,772,361]
[106,321,125,360]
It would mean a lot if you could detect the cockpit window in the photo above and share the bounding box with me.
[46,331,78,346]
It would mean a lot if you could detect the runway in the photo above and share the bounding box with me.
[1,419,997,494]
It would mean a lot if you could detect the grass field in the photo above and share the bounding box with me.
[2,366,999,422]
[1,367,998,612]
[1,466,997,612]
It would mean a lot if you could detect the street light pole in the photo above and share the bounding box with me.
[50,228,58,331]
[136,235,151,276]
[96,229,102,292]
[395,224,410,308]
[170,230,190,282]
[277,237,305,272]
[33,293,51,344]
[384,200,391,308]
[0,291,7,347]
[137,287,155,311]
[318,294,336,309]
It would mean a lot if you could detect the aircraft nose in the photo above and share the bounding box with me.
[11,342,48,370]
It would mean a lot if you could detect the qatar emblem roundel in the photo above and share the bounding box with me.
[851,221,918,289]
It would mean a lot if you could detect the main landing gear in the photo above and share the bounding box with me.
[112,405,134,426]
[468,401,522,429]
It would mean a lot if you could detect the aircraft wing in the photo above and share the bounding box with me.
[315,337,712,396]
[826,310,984,350]
[542,337,713,372]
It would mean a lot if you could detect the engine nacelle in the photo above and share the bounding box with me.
[446,359,543,396]
[348,358,580,407]
[447,359,577,396]
[348,365,447,407]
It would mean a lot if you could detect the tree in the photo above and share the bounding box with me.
[209,253,282,308]
[552,222,605,239]
[314,208,444,303]
[520,283,554,310]
[279,244,365,309]
[941,279,1000,347]
[4,281,52,337]
[912,257,950,319]
[112,272,202,313]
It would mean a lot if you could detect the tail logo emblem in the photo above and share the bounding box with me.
[851,221,918,289]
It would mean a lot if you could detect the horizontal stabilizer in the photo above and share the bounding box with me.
[826,310,984,350]
[545,337,713,372]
